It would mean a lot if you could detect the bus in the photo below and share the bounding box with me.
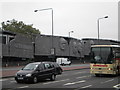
[90,45,120,76]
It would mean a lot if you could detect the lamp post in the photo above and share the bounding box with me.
[34,8,55,60]
[32,34,35,60]
[68,31,74,61]
[97,16,108,44]
[0,28,3,67]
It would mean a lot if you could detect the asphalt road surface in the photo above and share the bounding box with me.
[1,69,120,90]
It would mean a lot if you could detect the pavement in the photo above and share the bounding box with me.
[0,63,90,78]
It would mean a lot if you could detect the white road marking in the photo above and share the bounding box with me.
[76,75,90,79]
[9,78,14,80]
[58,74,68,77]
[18,86,29,88]
[81,85,92,88]
[0,79,8,82]
[101,79,114,84]
[43,79,70,85]
[64,80,86,86]
[74,71,86,74]
[10,81,16,83]
[113,84,120,89]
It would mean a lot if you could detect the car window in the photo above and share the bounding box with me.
[50,63,54,68]
[22,64,39,70]
[38,64,44,71]
[44,63,52,69]
[53,63,59,67]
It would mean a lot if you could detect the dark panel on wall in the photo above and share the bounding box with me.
[10,34,33,58]
[35,35,52,56]
[2,44,9,56]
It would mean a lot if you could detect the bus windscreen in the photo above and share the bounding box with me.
[91,47,113,64]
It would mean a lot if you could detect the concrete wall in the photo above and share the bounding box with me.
[53,36,69,57]
[2,34,33,58]
[35,35,52,56]
[0,29,2,80]
[2,31,120,66]
[10,34,33,58]
[35,35,83,58]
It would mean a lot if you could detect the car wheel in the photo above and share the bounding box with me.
[50,74,56,81]
[16,80,21,83]
[59,70,62,74]
[33,76,38,83]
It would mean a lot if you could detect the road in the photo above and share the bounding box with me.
[1,69,120,90]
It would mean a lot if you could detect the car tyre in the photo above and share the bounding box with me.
[59,70,62,74]
[50,74,56,81]
[33,76,38,83]
[16,80,21,83]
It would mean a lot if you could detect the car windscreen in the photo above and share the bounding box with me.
[22,64,39,70]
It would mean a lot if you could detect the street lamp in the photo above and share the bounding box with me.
[69,31,74,37]
[97,16,108,44]
[34,8,55,60]
[68,31,74,61]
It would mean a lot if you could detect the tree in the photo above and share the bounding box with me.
[1,19,40,36]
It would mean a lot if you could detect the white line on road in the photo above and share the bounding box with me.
[58,74,68,77]
[9,78,14,80]
[0,78,14,82]
[64,80,86,86]
[113,84,120,89]
[18,86,29,88]
[101,79,114,84]
[0,79,8,82]
[43,79,70,85]
[81,85,92,88]
[74,71,86,74]
[10,81,16,83]
[76,75,91,79]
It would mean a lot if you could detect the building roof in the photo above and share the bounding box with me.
[91,45,120,48]
[82,38,120,44]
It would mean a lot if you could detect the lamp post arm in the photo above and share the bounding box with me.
[34,8,53,12]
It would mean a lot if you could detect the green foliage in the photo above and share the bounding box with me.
[1,19,40,36]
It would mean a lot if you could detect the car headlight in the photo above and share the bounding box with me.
[26,74,32,77]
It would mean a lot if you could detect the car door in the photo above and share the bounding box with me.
[43,63,55,78]
[36,64,45,79]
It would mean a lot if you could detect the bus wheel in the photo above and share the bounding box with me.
[95,74,100,77]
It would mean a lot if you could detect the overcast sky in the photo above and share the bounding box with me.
[0,0,119,40]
